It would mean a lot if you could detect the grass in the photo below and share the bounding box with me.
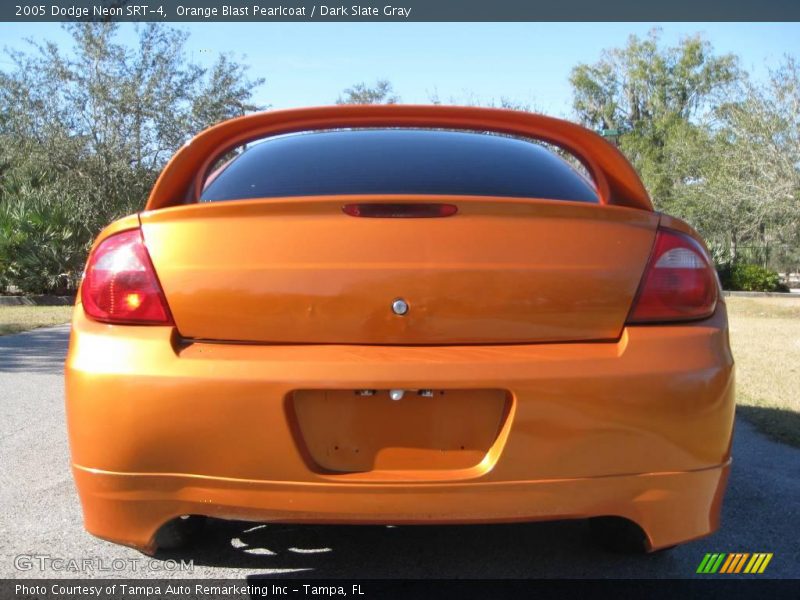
[726,296,800,447]
[0,305,73,335]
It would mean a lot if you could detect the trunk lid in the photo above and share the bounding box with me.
[140,196,658,344]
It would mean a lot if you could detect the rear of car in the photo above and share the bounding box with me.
[65,106,734,554]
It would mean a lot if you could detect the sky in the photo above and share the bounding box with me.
[1,22,798,117]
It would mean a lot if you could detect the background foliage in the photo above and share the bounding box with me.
[569,30,799,288]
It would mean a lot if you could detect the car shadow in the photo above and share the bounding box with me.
[0,325,70,374]
[735,405,800,449]
[157,519,679,579]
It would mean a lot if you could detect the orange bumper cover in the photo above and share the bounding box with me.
[65,305,734,553]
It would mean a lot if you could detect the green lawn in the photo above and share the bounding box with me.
[726,296,800,447]
[0,305,73,336]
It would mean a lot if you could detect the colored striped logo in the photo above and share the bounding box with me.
[696,553,773,574]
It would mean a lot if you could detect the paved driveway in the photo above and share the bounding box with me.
[1,325,798,579]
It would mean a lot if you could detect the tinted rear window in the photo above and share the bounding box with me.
[200,129,598,203]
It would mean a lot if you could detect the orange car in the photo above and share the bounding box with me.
[65,105,734,555]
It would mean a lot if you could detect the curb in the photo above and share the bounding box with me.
[0,295,75,306]
[723,291,800,298]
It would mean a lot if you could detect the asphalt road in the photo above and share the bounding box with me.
[1,324,798,579]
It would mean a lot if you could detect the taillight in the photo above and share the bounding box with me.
[81,229,173,325]
[627,227,718,323]
[342,203,458,218]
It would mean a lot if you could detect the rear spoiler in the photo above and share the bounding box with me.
[146,105,652,211]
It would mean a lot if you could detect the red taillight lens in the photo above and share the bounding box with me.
[342,203,458,218]
[627,227,718,323]
[81,229,173,325]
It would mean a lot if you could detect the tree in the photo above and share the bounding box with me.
[570,32,799,274]
[676,57,800,266]
[569,29,740,206]
[427,89,534,112]
[0,23,264,293]
[336,79,399,104]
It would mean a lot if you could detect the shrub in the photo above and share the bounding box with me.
[717,261,790,292]
[0,188,93,295]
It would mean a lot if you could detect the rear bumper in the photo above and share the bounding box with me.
[73,462,729,554]
[65,304,735,553]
